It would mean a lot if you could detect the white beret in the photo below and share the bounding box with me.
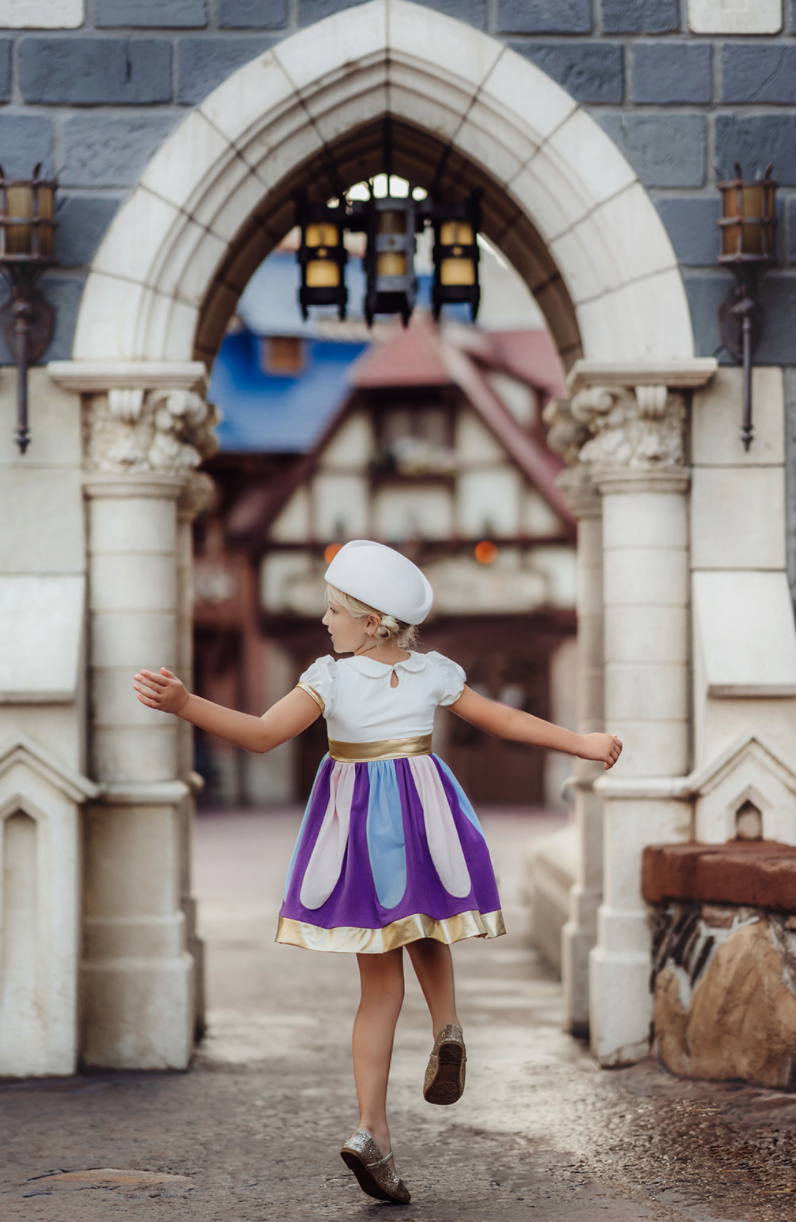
[325,540,433,625]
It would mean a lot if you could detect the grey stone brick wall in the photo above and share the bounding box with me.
[0,0,793,368]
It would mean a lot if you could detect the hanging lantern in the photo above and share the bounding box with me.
[364,195,417,327]
[430,193,481,321]
[296,199,347,320]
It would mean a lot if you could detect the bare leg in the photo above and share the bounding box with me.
[406,939,460,1035]
[353,948,405,1167]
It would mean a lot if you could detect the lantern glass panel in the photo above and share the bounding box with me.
[377,251,407,277]
[440,219,474,246]
[440,256,475,286]
[377,210,406,236]
[306,259,340,287]
[741,184,765,255]
[4,184,54,256]
[306,221,339,248]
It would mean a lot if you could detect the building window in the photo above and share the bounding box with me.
[373,405,455,476]
[261,335,305,375]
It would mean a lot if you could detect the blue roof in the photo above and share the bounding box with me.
[209,331,367,453]
[209,249,472,455]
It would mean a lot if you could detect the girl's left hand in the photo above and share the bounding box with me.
[134,667,189,715]
[579,732,623,770]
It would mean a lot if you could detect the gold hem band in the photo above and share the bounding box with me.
[295,681,324,712]
[276,908,506,954]
[328,733,433,763]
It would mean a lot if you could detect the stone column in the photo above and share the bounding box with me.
[177,479,213,1039]
[563,361,716,1066]
[558,468,604,1038]
[48,361,216,1069]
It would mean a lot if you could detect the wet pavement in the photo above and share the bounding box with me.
[1,806,795,1220]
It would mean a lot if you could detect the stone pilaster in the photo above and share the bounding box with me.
[563,359,716,1066]
[48,361,215,1069]
[557,466,604,1039]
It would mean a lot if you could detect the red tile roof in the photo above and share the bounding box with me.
[350,316,452,387]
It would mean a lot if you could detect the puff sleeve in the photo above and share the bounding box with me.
[296,655,338,718]
[427,651,467,707]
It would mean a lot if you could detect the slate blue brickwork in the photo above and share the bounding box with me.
[511,41,623,103]
[0,41,11,103]
[19,38,172,105]
[296,0,371,23]
[0,0,794,368]
[596,113,707,188]
[631,43,711,105]
[54,197,120,268]
[0,114,55,179]
[602,0,679,33]
[653,198,721,267]
[59,113,180,188]
[496,0,591,33]
[177,36,275,104]
[96,0,208,26]
[721,45,796,104]
[217,0,288,27]
[715,115,796,187]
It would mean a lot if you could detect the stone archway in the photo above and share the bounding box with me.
[45,0,720,1072]
[70,0,694,370]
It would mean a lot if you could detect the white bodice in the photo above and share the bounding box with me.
[298,651,466,743]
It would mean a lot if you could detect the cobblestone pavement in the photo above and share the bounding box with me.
[1,807,795,1221]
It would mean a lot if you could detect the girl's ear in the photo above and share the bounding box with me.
[366,613,382,636]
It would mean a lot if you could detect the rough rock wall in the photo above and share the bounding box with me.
[652,902,796,1090]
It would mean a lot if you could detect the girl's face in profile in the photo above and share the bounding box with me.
[322,590,371,655]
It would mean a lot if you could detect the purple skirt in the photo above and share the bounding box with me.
[276,753,504,953]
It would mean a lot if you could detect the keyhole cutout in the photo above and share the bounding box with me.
[390,669,399,689]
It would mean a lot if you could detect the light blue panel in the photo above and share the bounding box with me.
[366,761,407,910]
[434,757,486,838]
[283,756,327,900]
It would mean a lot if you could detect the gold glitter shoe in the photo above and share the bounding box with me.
[340,1128,411,1204]
[423,1022,466,1105]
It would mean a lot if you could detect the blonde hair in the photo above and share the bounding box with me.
[327,585,419,651]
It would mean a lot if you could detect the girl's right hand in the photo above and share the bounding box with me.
[579,732,623,770]
[134,668,190,716]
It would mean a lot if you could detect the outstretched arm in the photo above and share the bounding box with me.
[134,668,321,753]
[448,685,622,770]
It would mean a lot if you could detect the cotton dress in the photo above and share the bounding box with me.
[276,650,505,954]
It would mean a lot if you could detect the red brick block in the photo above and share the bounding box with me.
[643,841,796,910]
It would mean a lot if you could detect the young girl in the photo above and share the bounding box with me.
[134,539,621,1205]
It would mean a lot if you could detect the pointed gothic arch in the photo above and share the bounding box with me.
[71,0,694,372]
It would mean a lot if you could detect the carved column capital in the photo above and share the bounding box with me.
[572,383,687,475]
[550,360,717,495]
[47,360,219,487]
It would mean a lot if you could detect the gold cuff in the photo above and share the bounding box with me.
[328,733,433,763]
[296,681,324,713]
[276,908,506,953]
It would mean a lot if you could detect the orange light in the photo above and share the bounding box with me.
[324,542,343,564]
[474,540,497,565]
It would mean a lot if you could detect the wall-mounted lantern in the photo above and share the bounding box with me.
[296,198,348,321]
[430,194,481,322]
[716,162,777,451]
[363,193,417,328]
[0,164,57,454]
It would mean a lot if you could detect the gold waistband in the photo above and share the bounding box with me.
[328,733,433,763]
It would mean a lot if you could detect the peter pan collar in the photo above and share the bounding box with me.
[343,651,429,677]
